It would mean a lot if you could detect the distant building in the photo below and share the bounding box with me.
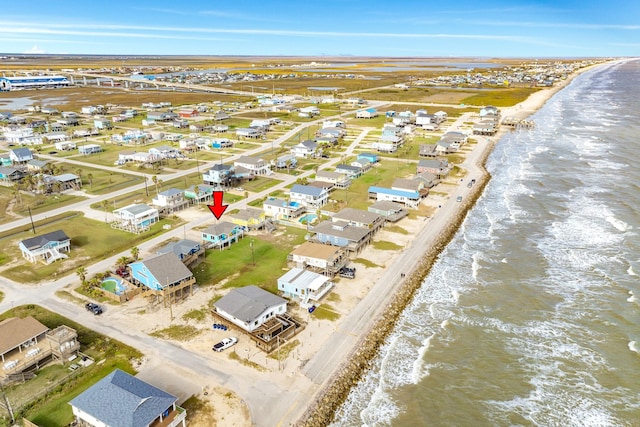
[0,75,70,91]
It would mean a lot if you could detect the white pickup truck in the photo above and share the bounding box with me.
[212,337,238,352]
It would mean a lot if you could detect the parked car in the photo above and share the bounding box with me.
[212,337,238,352]
[456,196,463,202]
[85,303,103,315]
[115,267,129,278]
[339,266,356,279]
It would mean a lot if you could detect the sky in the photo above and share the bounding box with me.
[1,0,639,58]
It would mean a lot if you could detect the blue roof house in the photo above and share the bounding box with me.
[368,186,421,208]
[357,152,378,164]
[129,252,195,292]
[69,369,186,427]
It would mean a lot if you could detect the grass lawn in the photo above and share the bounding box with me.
[0,212,184,283]
[193,228,307,295]
[0,305,141,427]
[460,87,540,107]
[328,161,417,210]
[11,191,86,218]
[242,177,283,193]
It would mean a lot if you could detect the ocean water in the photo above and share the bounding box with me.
[331,60,640,427]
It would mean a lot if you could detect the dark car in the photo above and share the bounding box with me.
[85,302,103,315]
[339,266,356,279]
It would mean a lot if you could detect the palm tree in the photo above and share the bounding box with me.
[76,267,88,285]
[87,173,93,188]
[75,168,82,184]
[152,175,158,195]
[193,185,200,205]
[101,199,110,222]
[11,184,22,206]
[130,246,140,261]
[116,256,129,270]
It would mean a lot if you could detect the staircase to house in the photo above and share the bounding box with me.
[264,218,277,233]
[45,247,67,264]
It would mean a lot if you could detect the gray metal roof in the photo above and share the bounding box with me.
[69,369,177,427]
[157,239,200,257]
[158,187,184,197]
[214,285,286,323]
[138,252,193,285]
[20,230,70,250]
[10,147,32,158]
[291,184,325,197]
[118,203,156,216]
[332,207,382,225]
[311,220,371,242]
[203,221,238,236]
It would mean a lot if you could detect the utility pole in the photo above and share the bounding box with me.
[28,206,36,234]
[0,382,14,424]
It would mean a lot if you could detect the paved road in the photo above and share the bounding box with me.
[0,107,485,427]
[0,106,384,426]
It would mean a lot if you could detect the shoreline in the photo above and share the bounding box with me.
[294,64,600,426]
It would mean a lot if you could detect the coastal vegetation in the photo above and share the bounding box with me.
[0,212,183,283]
[149,325,202,341]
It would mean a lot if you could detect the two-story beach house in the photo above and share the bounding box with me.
[112,204,159,233]
[152,188,188,214]
[1,316,79,380]
[289,241,349,277]
[278,268,333,306]
[263,197,306,220]
[129,252,195,296]
[201,221,244,249]
[203,164,234,187]
[19,230,71,264]
[234,155,271,176]
[289,184,329,209]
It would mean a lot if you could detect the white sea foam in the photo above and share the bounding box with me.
[605,216,630,232]
[628,341,639,354]
[627,265,637,276]
[627,291,636,303]
[411,335,434,384]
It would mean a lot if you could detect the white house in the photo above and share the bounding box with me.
[236,127,262,138]
[18,230,71,264]
[9,147,34,164]
[315,170,351,189]
[289,184,329,209]
[234,155,271,176]
[278,268,333,305]
[213,285,287,333]
[355,108,378,119]
[3,127,43,145]
[152,188,188,213]
[112,204,159,233]
[291,140,320,158]
[78,144,102,155]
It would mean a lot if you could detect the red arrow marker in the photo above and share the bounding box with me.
[207,191,228,220]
